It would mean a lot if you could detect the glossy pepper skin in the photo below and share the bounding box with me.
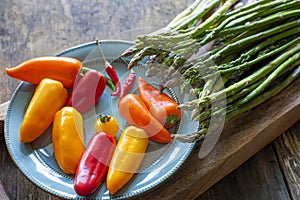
[94,115,119,137]
[119,69,136,102]
[74,132,116,196]
[65,69,106,113]
[106,126,148,194]
[119,94,172,143]
[20,78,68,143]
[106,65,121,96]
[138,77,181,128]
[52,107,85,174]
[5,56,82,88]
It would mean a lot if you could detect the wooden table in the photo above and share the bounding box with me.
[1,0,300,199]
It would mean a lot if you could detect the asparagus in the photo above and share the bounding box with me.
[122,0,300,144]
[219,43,300,95]
[225,0,300,29]
[226,78,265,104]
[179,43,300,112]
[221,0,274,19]
[167,0,222,30]
[182,32,300,97]
[219,26,300,68]
[166,0,204,29]
[178,64,300,143]
[226,65,300,121]
[190,0,240,39]
[128,47,168,69]
[186,48,300,125]
[125,0,239,69]
[201,0,289,44]
[239,49,300,104]
[219,35,300,75]
[212,19,300,63]
[217,9,300,38]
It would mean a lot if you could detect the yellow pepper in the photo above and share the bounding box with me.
[52,107,85,174]
[94,114,119,137]
[20,78,68,143]
[106,126,148,194]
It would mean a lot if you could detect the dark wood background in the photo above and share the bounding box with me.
[0,0,299,199]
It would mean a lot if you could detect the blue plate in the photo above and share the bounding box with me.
[5,40,198,199]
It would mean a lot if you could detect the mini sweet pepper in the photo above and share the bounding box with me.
[5,56,83,88]
[106,126,148,194]
[65,69,106,113]
[52,106,85,174]
[20,78,68,143]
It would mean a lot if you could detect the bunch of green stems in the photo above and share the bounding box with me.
[122,0,300,142]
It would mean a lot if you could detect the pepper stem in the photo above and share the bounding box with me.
[78,67,92,77]
[97,114,112,123]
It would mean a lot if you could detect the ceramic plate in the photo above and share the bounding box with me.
[5,40,198,199]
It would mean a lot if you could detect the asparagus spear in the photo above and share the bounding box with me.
[240,49,300,104]
[201,0,289,44]
[166,0,205,29]
[225,0,300,29]
[219,35,300,74]
[189,49,300,123]
[176,65,300,143]
[212,19,300,63]
[226,65,300,121]
[190,0,240,39]
[217,9,300,38]
[179,43,300,111]
[221,0,274,19]
[219,26,300,68]
[167,0,222,30]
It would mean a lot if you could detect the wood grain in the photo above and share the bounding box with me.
[0,0,299,199]
[0,102,9,135]
[274,122,300,200]
[131,76,300,200]
[197,144,290,200]
[0,78,298,200]
[0,180,10,200]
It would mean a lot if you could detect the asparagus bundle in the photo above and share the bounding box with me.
[122,0,300,142]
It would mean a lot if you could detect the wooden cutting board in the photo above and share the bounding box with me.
[0,77,300,199]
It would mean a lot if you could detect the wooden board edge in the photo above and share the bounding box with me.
[187,76,300,199]
[0,101,9,134]
[191,103,300,199]
[136,77,300,200]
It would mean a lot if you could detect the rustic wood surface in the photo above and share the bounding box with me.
[274,122,300,200]
[1,0,300,199]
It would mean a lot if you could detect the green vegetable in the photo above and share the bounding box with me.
[122,0,300,143]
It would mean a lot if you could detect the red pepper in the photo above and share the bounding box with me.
[119,69,136,102]
[74,132,116,196]
[96,39,121,97]
[66,69,106,113]
[106,65,121,96]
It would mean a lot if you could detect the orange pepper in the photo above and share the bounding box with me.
[138,77,181,128]
[5,56,82,88]
[118,94,172,143]
[106,126,148,194]
[52,106,85,174]
[20,78,68,143]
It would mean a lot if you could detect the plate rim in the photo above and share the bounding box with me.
[4,39,196,199]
